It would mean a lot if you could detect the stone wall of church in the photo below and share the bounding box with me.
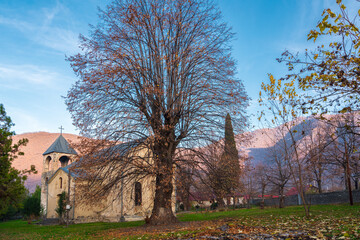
[72,175,156,223]
[46,169,75,219]
[72,146,158,223]
[43,144,177,223]
[41,152,75,217]
[40,170,54,216]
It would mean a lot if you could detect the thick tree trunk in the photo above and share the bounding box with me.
[346,155,354,206]
[184,192,191,211]
[317,179,322,193]
[355,163,359,190]
[279,187,285,208]
[344,171,349,190]
[148,140,178,225]
[216,197,225,208]
[149,171,178,225]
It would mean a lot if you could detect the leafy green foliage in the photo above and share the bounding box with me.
[55,191,66,219]
[219,113,240,194]
[0,104,28,219]
[1,204,21,221]
[23,186,42,218]
[208,114,241,206]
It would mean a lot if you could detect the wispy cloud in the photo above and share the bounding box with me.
[0,1,79,54]
[43,1,64,25]
[40,28,79,54]
[4,103,77,135]
[281,0,360,53]
[10,109,46,134]
[0,16,32,29]
[0,63,68,88]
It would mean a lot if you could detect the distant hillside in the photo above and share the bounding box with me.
[243,116,322,166]
[240,127,279,165]
[12,132,81,193]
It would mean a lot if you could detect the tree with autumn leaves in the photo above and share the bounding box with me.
[66,0,248,225]
[260,0,360,212]
[281,1,360,201]
[278,0,360,205]
[277,0,360,116]
[259,77,312,217]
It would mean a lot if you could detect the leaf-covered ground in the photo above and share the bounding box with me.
[103,204,360,239]
[1,204,359,239]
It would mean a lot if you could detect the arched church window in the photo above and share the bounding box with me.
[59,177,63,189]
[45,156,51,171]
[59,156,69,167]
[45,177,48,183]
[134,182,142,206]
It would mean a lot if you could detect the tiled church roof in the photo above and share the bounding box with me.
[43,135,77,155]
[60,139,145,179]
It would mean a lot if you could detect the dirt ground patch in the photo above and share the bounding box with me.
[94,218,309,239]
[97,220,218,239]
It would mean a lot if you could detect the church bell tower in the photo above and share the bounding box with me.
[40,133,77,216]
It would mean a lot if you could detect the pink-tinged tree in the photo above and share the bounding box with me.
[304,128,328,194]
[264,144,291,208]
[66,0,248,225]
[253,163,268,207]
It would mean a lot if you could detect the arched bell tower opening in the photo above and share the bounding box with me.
[44,156,52,171]
[59,156,70,167]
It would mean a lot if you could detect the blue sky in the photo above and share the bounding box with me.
[0,0,358,135]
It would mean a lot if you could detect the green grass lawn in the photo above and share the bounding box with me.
[178,203,360,221]
[1,204,359,239]
[0,220,144,240]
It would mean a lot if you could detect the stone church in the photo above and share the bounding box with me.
[41,134,174,223]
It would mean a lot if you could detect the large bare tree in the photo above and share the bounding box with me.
[66,0,248,225]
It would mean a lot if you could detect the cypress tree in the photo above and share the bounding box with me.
[224,113,239,164]
[211,113,241,207]
[220,113,240,197]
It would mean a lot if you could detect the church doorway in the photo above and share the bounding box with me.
[134,182,142,206]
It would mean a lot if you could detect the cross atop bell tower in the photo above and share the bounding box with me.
[59,126,64,135]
